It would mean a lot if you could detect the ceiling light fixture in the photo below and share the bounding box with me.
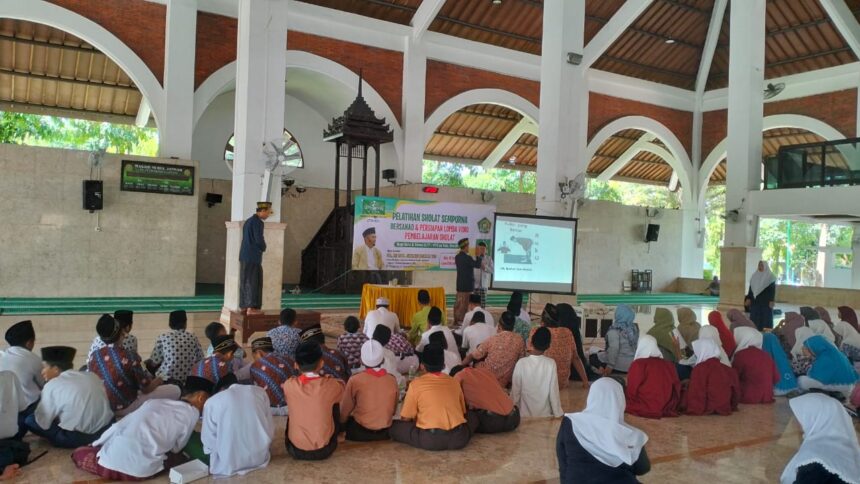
[508,155,517,165]
[492,0,502,4]
[664,38,675,44]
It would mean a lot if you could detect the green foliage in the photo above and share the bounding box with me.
[586,180,680,209]
[703,182,854,283]
[703,185,726,273]
[0,111,158,155]
[422,160,536,193]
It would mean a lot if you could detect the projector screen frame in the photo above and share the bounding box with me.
[488,212,578,296]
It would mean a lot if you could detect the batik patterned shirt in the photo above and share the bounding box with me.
[250,352,296,407]
[336,332,368,368]
[320,346,350,381]
[472,331,525,388]
[268,326,302,359]
[88,344,152,411]
[88,334,139,361]
[191,354,233,385]
[387,331,415,357]
[149,330,204,383]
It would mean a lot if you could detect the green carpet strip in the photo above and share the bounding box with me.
[0,293,717,316]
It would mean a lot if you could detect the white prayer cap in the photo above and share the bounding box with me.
[361,340,385,368]
[376,297,390,306]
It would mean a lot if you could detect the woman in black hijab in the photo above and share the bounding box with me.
[557,303,599,382]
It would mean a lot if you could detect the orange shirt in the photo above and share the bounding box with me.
[400,372,466,431]
[454,367,514,415]
[339,370,398,430]
[283,375,345,450]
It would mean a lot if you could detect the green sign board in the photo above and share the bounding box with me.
[120,160,195,196]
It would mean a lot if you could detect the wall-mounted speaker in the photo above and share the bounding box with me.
[645,223,660,242]
[83,180,103,212]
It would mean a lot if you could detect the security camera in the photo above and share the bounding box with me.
[295,185,307,194]
[283,178,295,187]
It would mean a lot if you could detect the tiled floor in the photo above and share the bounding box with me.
[16,384,821,484]
[12,303,859,483]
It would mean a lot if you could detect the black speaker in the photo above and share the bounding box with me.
[645,223,660,242]
[83,180,103,211]
[205,192,223,207]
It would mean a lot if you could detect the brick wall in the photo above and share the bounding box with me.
[702,89,857,160]
[287,31,403,123]
[48,0,166,84]
[424,61,540,119]
[764,89,857,138]
[588,92,694,156]
[195,12,237,89]
[702,109,728,161]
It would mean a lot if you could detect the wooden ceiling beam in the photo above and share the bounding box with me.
[599,54,696,82]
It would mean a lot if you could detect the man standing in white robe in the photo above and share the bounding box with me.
[201,379,274,477]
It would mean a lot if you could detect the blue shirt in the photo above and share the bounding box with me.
[239,214,266,264]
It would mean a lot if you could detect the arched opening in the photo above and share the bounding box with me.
[585,128,684,209]
[702,126,831,277]
[224,129,303,169]
[422,103,538,194]
[193,52,402,182]
[0,18,158,154]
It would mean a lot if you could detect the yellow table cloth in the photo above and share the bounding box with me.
[359,284,447,329]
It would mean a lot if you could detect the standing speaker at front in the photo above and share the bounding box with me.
[83,180,103,211]
[645,223,660,242]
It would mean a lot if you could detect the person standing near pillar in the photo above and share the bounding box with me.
[240,202,272,315]
[454,238,482,325]
[474,242,494,308]
[746,261,777,330]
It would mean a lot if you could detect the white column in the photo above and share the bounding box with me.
[400,38,427,184]
[724,0,766,247]
[231,0,288,223]
[536,0,588,216]
[159,0,197,159]
[852,224,860,289]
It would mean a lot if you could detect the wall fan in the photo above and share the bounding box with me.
[262,136,301,201]
[763,82,785,100]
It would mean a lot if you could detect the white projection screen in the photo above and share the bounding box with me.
[490,213,577,294]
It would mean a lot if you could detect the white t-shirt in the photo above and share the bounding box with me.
[0,346,44,406]
[202,385,274,477]
[417,326,458,354]
[461,323,497,354]
[94,399,200,478]
[35,370,113,434]
[460,307,495,333]
[0,371,26,439]
[442,350,463,374]
[510,354,562,418]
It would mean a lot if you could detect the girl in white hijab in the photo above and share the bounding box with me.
[746,260,777,330]
[832,319,860,362]
[807,319,836,344]
[557,378,650,483]
[731,327,763,360]
[780,393,860,484]
[698,325,731,366]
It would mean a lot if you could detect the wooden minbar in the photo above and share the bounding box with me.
[228,310,321,343]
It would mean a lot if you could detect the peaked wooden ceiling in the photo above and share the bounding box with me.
[301,0,860,90]
[1,1,855,188]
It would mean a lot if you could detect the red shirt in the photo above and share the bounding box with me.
[682,358,740,416]
[732,347,780,404]
[625,357,681,419]
[454,367,514,415]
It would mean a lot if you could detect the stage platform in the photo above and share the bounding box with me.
[0,291,718,316]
